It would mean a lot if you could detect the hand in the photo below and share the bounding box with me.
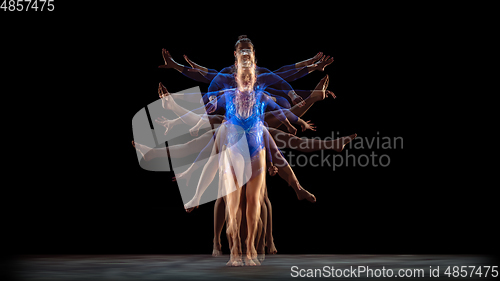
[268,165,278,176]
[288,91,305,107]
[155,116,172,135]
[183,54,198,69]
[297,52,323,68]
[184,54,209,75]
[286,124,297,135]
[308,52,323,65]
[300,120,317,132]
[172,168,193,186]
[327,90,336,99]
[205,97,217,114]
[158,49,177,69]
[158,82,173,110]
[314,55,334,72]
[189,125,200,137]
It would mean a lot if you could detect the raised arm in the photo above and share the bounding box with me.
[158,49,216,84]
[271,52,334,82]
[183,55,220,82]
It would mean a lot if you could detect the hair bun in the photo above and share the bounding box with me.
[238,35,248,40]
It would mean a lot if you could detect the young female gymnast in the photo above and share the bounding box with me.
[133,37,355,263]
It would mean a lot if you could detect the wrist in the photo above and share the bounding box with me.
[307,64,317,74]
[295,62,304,69]
[175,63,185,73]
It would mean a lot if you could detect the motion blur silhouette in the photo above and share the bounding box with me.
[132,35,356,266]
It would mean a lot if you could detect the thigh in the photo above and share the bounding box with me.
[246,149,266,200]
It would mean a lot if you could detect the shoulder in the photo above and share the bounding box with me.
[256,90,269,100]
[213,72,233,82]
[221,66,235,73]
[256,66,271,73]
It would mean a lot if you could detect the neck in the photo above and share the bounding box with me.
[237,87,254,94]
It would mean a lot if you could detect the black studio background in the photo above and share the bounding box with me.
[4,3,496,259]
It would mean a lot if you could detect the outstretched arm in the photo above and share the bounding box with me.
[183,55,220,82]
[272,52,322,74]
[258,72,305,107]
[158,49,217,83]
[158,49,185,73]
[261,93,297,135]
[271,52,333,82]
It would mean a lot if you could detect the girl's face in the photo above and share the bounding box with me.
[235,67,256,92]
[234,42,255,68]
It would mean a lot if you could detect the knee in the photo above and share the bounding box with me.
[215,197,223,207]
[246,196,258,208]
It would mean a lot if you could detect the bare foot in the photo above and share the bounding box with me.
[244,256,260,266]
[243,241,260,266]
[332,133,357,153]
[226,256,244,267]
[212,240,223,257]
[295,184,317,203]
[132,141,153,161]
[184,197,200,213]
[257,243,266,263]
[266,240,277,255]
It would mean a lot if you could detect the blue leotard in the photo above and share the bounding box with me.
[224,89,266,158]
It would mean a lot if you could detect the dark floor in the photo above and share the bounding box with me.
[9,254,499,281]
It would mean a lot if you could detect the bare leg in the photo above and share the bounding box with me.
[263,128,317,203]
[213,197,225,256]
[236,185,266,262]
[244,149,266,266]
[170,92,204,103]
[159,83,204,126]
[131,141,164,162]
[184,126,228,212]
[224,180,243,266]
[277,164,316,202]
[265,75,333,129]
[169,129,215,159]
[239,186,248,256]
[290,75,333,118]
[256,186,267,261]
[131,129,215,162]
[263,189,277,254]
[183,149,219,212]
